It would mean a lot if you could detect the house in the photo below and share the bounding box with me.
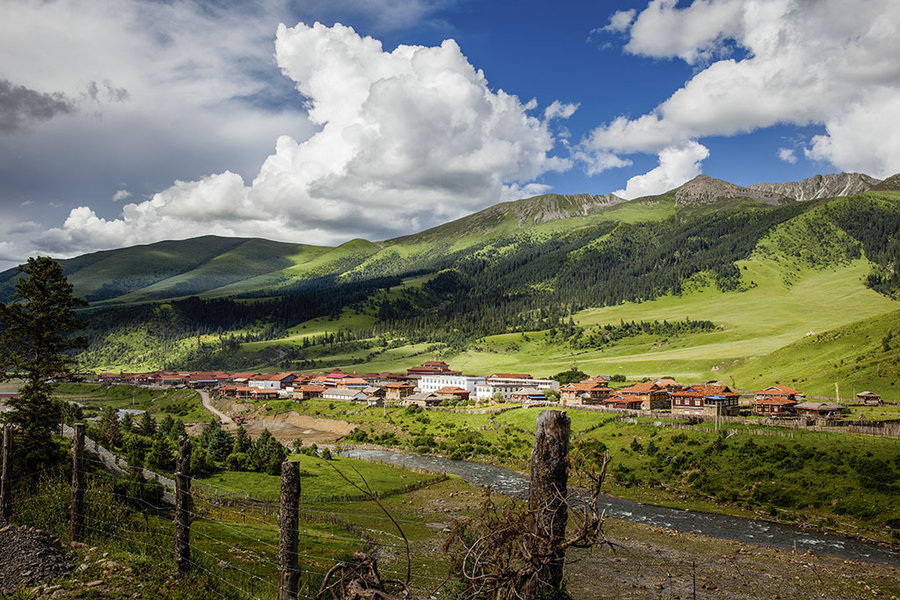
[670,385,740,416]
[363,386,386,405]
[476,376,559,402]
[856,391,882,406]
[434,386,471,401]
[754,385,804,402]
[795,401,847,417]
[186,372,222,388]
[384,382,416,401]
[653,378,682,391]
[751,396,797,416]
[617,381,670,410]
[510,387,547,403]
[292,384,327,401]
[248,372,300,390]
[559,381,612,406]
[336,377,369,389]
[250,388,280,400]
[159,373,189,386]
[406,361,461,379]
[401,392,444,408]
[322,388,368,402]
[603,394,643,410]
[418,374,486,395]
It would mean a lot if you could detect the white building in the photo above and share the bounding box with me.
[321,388,368,402]
[418,374,486,395]
[475,377,559,401]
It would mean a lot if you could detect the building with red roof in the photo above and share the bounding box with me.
[670,385,740,416]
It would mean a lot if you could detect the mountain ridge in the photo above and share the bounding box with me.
[1,170,896,305]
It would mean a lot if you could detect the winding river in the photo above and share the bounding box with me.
[340,448,899,567]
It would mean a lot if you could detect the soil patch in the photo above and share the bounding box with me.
[0,524,72,594]
[241,412,355,444]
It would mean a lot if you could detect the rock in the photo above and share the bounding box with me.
[86,579,104,587]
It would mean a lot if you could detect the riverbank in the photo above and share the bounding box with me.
[339,447,900,567]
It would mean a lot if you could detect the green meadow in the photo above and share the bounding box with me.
[53,382,213,422]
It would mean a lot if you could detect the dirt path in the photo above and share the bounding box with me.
[198,389,232,424]
[195,391,356,444]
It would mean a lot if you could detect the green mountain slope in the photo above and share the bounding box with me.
[4,172,898,398]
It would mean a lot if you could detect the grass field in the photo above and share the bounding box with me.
[53,383,213,422]
[196,453,441,502]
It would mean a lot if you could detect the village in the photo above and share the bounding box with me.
[63,359,887,424]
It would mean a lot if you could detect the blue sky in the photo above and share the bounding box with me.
[0,0,898,268]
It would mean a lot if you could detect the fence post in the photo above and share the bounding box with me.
[0,425,12,524]
[174,436,192,576]
[278,461,301,600]
[523,410,571,599]
[70,423,85,541]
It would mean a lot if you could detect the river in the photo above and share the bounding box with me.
[340,448,899,567]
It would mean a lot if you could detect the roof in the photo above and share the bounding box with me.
[561,382,611,392]
[795,401,845,411]
[653,378,681,386]
[752,396,797,406]
[672,385,737,397]
[491,373,533,379]
[340,377,369,385]
[294,385,327,393]
[856,391,881,397]
[434,386,468,395]
[385,382,415,389]
[512,387,544,396]
[252,372,299,382]
[323,388,366,398]
[756,384,803,396]
[406,392,441,401]
[618,382,665,394]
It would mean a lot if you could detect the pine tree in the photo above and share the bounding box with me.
[98,406,122,448]
[0,257,86,469]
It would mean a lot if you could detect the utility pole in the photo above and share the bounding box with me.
[70,423,85,541]
[0,425,12,524]
[278,461,301,600]
[174,436,192,576]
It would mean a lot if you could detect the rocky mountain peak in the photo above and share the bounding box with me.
[748,172,881,201]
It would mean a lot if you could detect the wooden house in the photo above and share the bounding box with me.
[617,381,670,410]
[670,385,740,416]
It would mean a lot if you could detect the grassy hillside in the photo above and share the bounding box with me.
[728,308,900,396]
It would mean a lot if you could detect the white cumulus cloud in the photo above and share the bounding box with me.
[614,141,709,199]
[40,22,573,255]
[777,148,797,164]
[585,0,900,192]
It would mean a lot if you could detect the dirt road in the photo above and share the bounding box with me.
[199,389,232,424]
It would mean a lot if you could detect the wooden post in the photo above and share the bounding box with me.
[70,423,85,541]
[278,461,301,600]
[174,436,192,576]
[523,410,571,599]
[0,425,12,524]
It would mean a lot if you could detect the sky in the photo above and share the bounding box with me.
[1,0,899,270]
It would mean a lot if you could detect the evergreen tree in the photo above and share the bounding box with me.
[232,425,251,454]
[120,412,134,432]
[0,257,86,469]
[98,406,122,448]
[250,429,286,475]
[138,411,157,436]
[146,434,175,472]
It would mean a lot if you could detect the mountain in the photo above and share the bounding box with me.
[870,172,900,191]
[748,172,881,201]
[673,175,786,205]
[672,172,882,206]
